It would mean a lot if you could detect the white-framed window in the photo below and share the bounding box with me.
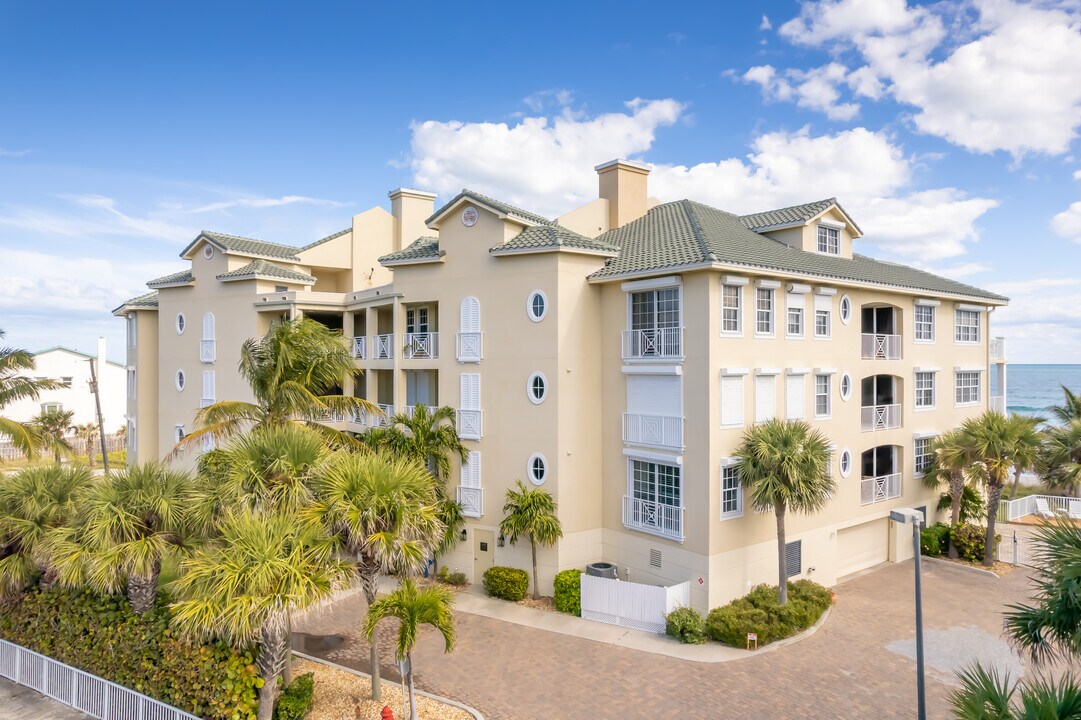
[720,461,743,520]
[785,373,805,420]
[41,402,62,413]
[840,373,852,401]
[839,295,852,324]
[631,287,680,333]
[630,458,681,514]
[839,448,852,478]
[720,372,745,427]
[786,293,805,338]
[175,369,186,392]
[914,436,935,475]
[527,453,548,485]
[915,371,935,409]
[955,371,981,405]
[755,373,777,423]
[174,424,185,443]
[721,284,742,334]
[814,295,831,338]
[406,305,430,334]
[915,305,935,342]
[814,374,831,418]
[755,288,774,335]
[527,290,548,322]
[203,244,214,260]
[175,313,186,335]
[527,372,547,404]
[60,376,72,388]
[955,309,981,343]
[817,225,840,255]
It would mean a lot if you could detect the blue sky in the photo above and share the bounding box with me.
[2,0,1081,363]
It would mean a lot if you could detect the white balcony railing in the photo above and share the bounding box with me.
[990,395,1005,414]
[860,404,901,431]
[457,409,483,440]
[404,332,439,359]
[622,495,684,542]
[621,327,683,360]
[200,339,215,363]
[860,473,902,505]
[456,332,483,363]
[371,334,393,360]
[457,486,483,518]
[990,336,1006,363]
[314,409,346,423]
[374,403,394,428]
[622,413,684,450]
[352,336,366,360]
[861,333,901,360]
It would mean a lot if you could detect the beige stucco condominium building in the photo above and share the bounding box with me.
[114,159,1008,610]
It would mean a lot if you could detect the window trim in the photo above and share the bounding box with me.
[840,373,852,401]
[527,452,548,485]
[913,435,935,477]
[816,225,840,255]
[175,369,186,392]
[719,459,743,520]
[914,370,936,411]
[814,373,831,419]
[720,283,743,336]
[838,295,852,325]
[719,370,747,428]
[954,307,981,345]
[527,290,548,322]
[175,313,186,335]
[954,370,982,406]
[527,372,548,404]
[914,304,936,343]
[755,287,775,337]
[839,448,852,478]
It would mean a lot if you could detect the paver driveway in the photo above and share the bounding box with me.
[295,560,1036,720]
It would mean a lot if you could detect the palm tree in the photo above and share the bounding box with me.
[73,422,99,467]
[958,411,1018,566]
[499,480,563,600]
[1005,414,1043,500]
[1038,420,1081,496]
[950,665,1081,718]
[735,419,834,605]
[170,510,351,720]
[175,317,378,453]
[30,408,74,463]
[308,451,442,701]
[363,404,467,482]
[924,429,982,559]
[0,328,59,459]
[0,465,92,595]
[1050,385,1081,425]
[47,462,194,613]
[363,578,455,720]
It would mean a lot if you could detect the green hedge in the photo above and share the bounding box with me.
[951,523,998,563]
[665,607,707,644]
[920,523,951,557]
[0,588,260,720]
[274,672,314,720]
[553,569,583,616]
[482,566,529,601]
[705,581,832,647]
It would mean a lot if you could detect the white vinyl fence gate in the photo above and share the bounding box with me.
[0,639,200,720]
[997,530,1041,568]
[580,574,691,634]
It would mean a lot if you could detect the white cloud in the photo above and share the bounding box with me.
[189,195,347,214]
[759,15,772,30]
[0,148,31,157]
[1052,200,1081,242]
[986,276,1081,362]
[0,196,195,243]
[1074,169,1081,180]
[780,0,929,44]
[743,63,861,121]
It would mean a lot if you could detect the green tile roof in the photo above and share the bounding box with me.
[490,224,620,255]
[146,269,193,287]
[193,231,302,260]
[379,236,443,264]
[739,199,838,230]
[301,227,351,251]
[111,290,159,315]
[216,259,315,283]
[427,189,553,227]
[589,200,1006,302]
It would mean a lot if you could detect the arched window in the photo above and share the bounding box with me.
[201,312,216,363]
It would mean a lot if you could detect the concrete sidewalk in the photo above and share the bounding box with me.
[0,678,90,720]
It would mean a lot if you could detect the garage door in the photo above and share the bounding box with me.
[836,519,889,578]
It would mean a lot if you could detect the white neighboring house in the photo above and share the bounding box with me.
[5,337,126,431]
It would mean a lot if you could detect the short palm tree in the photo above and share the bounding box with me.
[363,578,455,720]
[175,317,378,453]
[924,429,982,559]
[0,464,92,595]
[73,422,99,467]
[499,480,563,600]
[959,411,1018,566]
[1050,385,1081,425]
[170,510,351,720]
[0,328,59,459]
[1038,420,1081,496]
[1005,414,1043,500]
[308,451,442,701]
[363,404,467,482]
[47,462,194,613]
[30,408,75,463]
[735,419,834,605]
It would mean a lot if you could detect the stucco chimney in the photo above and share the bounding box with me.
[596,159,651,229]
[388,188,437,251]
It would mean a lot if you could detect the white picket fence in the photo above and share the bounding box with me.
[580,574,691,634]
[0,639,199,720]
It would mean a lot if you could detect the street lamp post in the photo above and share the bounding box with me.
[890,508,926,720]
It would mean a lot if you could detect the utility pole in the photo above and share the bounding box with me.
[87,358,110,473]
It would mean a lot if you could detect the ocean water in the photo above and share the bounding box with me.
[997,364,1081,420]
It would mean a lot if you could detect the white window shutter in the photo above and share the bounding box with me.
[202,312,215,340]
[814,294,830,313]
[460,373,480,411]
[755,375,776,423]
[720,375,743,426]
[786,375,805,420]
[626,375,682,417]
[460,297,480,334]
[202,371,215,401]
[786,292,805,312]
[462,451,481,488]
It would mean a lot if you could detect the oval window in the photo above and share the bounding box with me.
[527,372,547,404]
[527,291,548,322]
[527,453,548,485]
[840,373,852,401]
[839,295,852,325]
[839,449,852,478]
[176,313,186,335]
[203,245,214,260]
[175,370,186,392]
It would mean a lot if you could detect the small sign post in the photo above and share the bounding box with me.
[746,632,758,650]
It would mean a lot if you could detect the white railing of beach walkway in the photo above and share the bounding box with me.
[0,639,199,720]
[997,494,1076,522]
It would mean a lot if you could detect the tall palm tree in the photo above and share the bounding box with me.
[0,464,92,595]
[363,404,467,482]
[175,317,378,453]
[924,429,982,559]
[170,510,351,720]
[0,328,59,459]
[958,411,1018,566]
[735,419,834,605]
[1050,385,1081,425]
[1038,420,1081,496]
[31,408,74,463]
[499,480,563,600]
[363,578,455,720]
[308,451,442,701]
[1005,414,1044,500]
[73,422,99,467]
[47,462,194,613]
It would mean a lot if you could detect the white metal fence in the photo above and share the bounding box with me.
[860,404,901,431]
[997,530,1041,568]
[580,574,691,634]
[622,413,683,450]
[861,333,901,360]
[0,639,199,720]
[997,494,1078,523]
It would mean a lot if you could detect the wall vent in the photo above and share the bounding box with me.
[649,549,662,568]
[785,540,802,577]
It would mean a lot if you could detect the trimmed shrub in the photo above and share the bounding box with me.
[951,523,999,563]
[274,672,314,720]
[482,566,529,601]
[665,607,707,644]
[0,588,260,720]
[920,523,951,557]
[436,566,468,586]
[553,569,583,616]
[705,580,832,647]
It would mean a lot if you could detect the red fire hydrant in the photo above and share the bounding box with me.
[380,705,395,720]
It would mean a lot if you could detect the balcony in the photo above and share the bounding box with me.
[622,495,683,542]
[371,334,393,360]
[621,328,682,360]
[860,473,902,505]
[457,486,483,518]
[990,395,1005,414]
[990,336,1006,363]
[352,336,366,360]
[861,404,901,431]
[457,409,483,440]
[404,332,439,359]
[861,333,901,360]
[372,403,394,428]
[200,340,215,363]
[622,413,683,450]
[456,332,483,363]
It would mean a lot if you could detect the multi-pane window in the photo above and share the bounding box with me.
[755,288,774,334]
[814,294,831,338]
[914,436,934,475]
[632,289,680,332]
[955,371,981,405]
[817,226,840,254]
[955,309,980,343]
[787,305,803,336]
[915,305,935,341]
[721,285,741,333]
[631,460,681,509]
[814,374,831,417]
[406,306,430,333]
[915,371,935,408]
[720,464,742,519]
